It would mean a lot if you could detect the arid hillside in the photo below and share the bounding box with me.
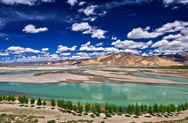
[47,52,188,67]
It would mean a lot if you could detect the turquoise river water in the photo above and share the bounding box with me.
[0,69,188,106]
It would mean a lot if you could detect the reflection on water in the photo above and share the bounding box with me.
[0,68,188,106]
[0,82,188,106]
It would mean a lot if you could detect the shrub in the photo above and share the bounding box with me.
[51,98,56,107]
[73,105,78,112]
[147,105,153,115]
[85,103,91,113]
[30,98,35,105]
[37,97,42,106]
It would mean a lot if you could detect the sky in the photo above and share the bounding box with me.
[0,0,188,63]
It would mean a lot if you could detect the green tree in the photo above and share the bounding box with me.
[105,110,109,117]
[184,102,188,109]
[118,105,124,114]
[108,104,114,114]
[37,97,42,106]
[8,95,11,101]
[30,98,35,105]
[105,103,109,111]
[11,96,16,102]
[177,104,182,113]
[63,102,67,110]
[135,103,141,116]
[181,103,186,111]
[127,104,134,115]
[85,103,91,113]
[24,97,29,104]
[91,105,96,114]
[51,98,56,107]
[78,104,83,113]
[153,103,159,113]
[96,104,101,114]
[43,100,46,106]
[143,104,147,113]
[0,95,2,101]
[170,104,176,112]
[67,100,72,110]
[73,105,77,112]
[166,105,172,114]
[147,105,153,115]
[159,104,165,114]
[113,105,117,113]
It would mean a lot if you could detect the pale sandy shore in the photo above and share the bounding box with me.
[85,70,188,85]
[0,66,80,72]
[1,102,188,123]
[0,66,187,85]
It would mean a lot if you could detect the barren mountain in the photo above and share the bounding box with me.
[159,52,188,65]
[47,52,188,66]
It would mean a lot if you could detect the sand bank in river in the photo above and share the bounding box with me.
[0,66,187,85]
[1,102,188,123]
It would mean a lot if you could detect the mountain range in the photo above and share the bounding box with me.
[46,52,188,67]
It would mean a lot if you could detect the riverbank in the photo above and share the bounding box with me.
[0,66,187,85]
[1,101,188,123]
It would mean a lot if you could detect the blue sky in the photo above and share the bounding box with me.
[0,0,188,63]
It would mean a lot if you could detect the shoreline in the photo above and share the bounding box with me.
[1,100,188,123]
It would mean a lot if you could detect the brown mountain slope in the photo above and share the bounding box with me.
[47,52,185,66]
[159,52,188,65]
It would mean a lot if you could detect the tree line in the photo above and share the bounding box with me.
[0,95,188,117]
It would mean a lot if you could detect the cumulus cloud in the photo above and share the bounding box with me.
[23,24,48,33]
[96,42,103,46]
[0,52,9,56]
[41,48,49,52]
[72,22,91,31]
[6,46,41,54]
[152,39,188,54]
[0,0,54,6]
[127,20,188,39]
[72,22,106,39]
[127,27,162,39]
[78,5,98,16]
[60,52,71,56]
[111,36,117,40]
[112,40,152,49]
[67,0,77,6]
[56,45,77,53]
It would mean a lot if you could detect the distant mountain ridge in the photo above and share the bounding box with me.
[47,52,188,67]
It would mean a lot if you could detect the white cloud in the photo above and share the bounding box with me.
[96,42,103,46]
[163,0,188,6]
[112,40,152,49]
[0,0,54,6]
[127,27,162,39]
[72,22,91,31]
[60,52,71,56]
[79,1,86,6]
[152,39,188,54]
[78,5,98,16]
[128,21,188,39]
[111,36,117,40]
[41,48,49,52]
[163,34,182,40]
[23,24,48,33]
[6,46,41,54]
[91,29,106,39]
[0,52,9,56]
[72,22,106,39]
[56,45,77,53]
[67,0,77,6]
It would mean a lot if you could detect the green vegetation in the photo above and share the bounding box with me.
[1,94,188,118]
[51,98,56,107]
[37,97,42,106]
